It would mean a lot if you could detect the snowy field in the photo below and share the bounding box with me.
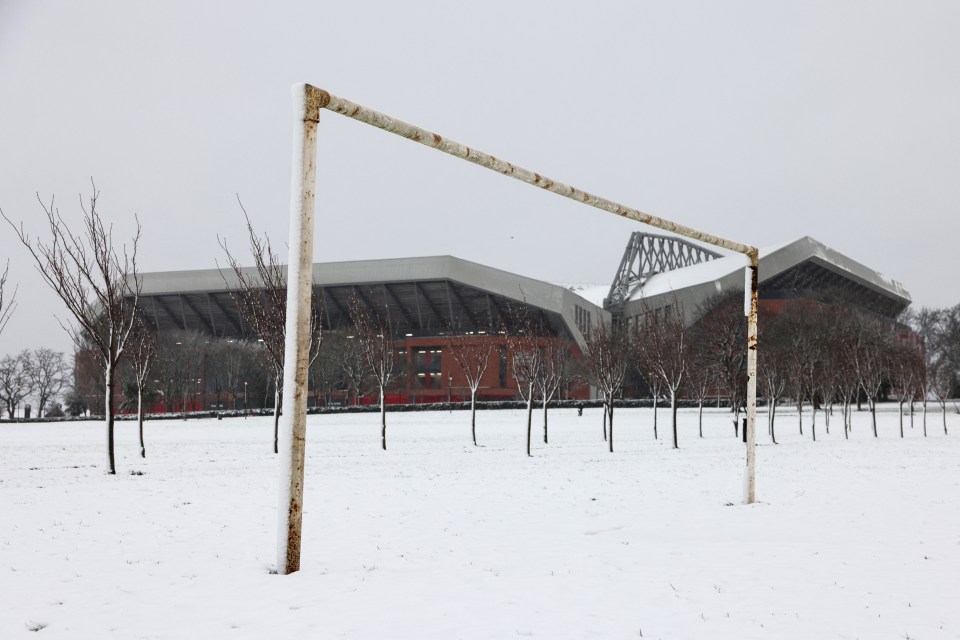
[1,406,958,639]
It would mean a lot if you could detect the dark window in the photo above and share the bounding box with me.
[415,348,442,389]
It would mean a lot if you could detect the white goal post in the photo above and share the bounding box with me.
[278,82,760,575]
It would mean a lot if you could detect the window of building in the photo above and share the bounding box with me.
[415,348,442,389]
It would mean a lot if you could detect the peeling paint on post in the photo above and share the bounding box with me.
[744,251,759,505]
[277,83,323,575]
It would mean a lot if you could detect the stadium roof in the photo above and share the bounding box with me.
[134,256,607,348]
[133,236,910,344]
[621,236,911,320]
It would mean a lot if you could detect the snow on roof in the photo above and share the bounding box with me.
[630,252,745,300]
[628,237,910,305]
[554,283,609,308]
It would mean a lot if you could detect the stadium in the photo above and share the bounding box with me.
[122,233,911,408]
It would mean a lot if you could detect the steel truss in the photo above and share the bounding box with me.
[604,232,721,308]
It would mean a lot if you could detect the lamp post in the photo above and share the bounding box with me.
[448,373,453,408]
[244,381,248,416]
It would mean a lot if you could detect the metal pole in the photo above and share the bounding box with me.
[277,83,322,575]
[744,252,759,504]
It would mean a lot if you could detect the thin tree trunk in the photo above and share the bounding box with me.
[138,389,145,458]
[273,384,281,454]
[870,398,878,437]
[770,400,778,444]
[698,400,703,438]
[105,364,116,475]
[847,397,853,436]
[602,404,607,442]
[944,404,949,436]
[470,388,477,446]
[526,392,533,457]
[825,402,831,435]
[381,385,387,450]
[922,400,927,437]
[812,403,817,441]
[798,398,803,436]
[899,401,905,438]
[608,397,614,453]
[671,390,678,449]
[543,398,549,444]
[653,394,658,440]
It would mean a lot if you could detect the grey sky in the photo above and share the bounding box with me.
[2,0,959,357]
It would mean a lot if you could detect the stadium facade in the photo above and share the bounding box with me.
[130,234,911,406]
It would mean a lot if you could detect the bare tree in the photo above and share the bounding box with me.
[508,325,543,457]
[938,304,960,431]
[219,208,321,452]
[685,351,714,439]
[635,300,689,449]
[25,347,69,418]
[448,330,494,446]
[349,294,395,450]
[629,336,661,441]
[220,214,286,449]
[126,318,157,457]
[930,360,953,436]
[0,351,34,418]
[337,329,368,406]
[580,319,629,453]
[912,307,942,437]
[537,338,566,445]
[817,311,844,437]
[889,335,922,439]
[306,330,344,406]
[647,372,662,440]
[3,185,141,473]
[757,310,790,444]
[691,292,747,437]
[205,339,247,410]
[0,260,17,337]
[780,303,826,440]
[821,305,859,439]
[852,313,894,437]
[154,330,205,414]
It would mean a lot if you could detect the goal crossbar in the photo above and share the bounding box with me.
[278,83,760,575]
[312,87,757,259]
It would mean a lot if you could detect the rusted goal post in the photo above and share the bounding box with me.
[278,83,760,575]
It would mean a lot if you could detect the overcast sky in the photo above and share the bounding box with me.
[2,0,959,357]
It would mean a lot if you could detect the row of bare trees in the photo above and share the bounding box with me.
[574,292,960,454]
[579,296,721,454]
[0,348,70,418]
[5,183,958,473]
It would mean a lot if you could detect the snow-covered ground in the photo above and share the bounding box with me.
[1,406,958,639]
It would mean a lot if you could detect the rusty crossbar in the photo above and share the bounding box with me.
[278,84,760,575]
[310,87,757,260]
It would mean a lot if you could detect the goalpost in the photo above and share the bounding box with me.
[277,83,760,575]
